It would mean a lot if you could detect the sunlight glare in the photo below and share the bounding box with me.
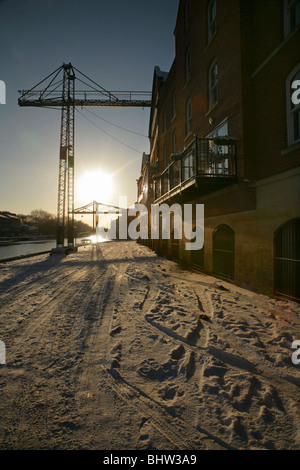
[77,170,114,203]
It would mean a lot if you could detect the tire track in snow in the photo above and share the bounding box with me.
[73,242,137,446]
[0,249,108,448]
[0,254,82,305]
[81,246,207,449]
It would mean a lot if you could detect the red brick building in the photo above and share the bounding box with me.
[137,0,300,302]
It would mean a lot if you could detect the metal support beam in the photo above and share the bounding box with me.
[57,63,75,248]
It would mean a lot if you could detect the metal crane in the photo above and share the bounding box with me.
[18,63,151,251]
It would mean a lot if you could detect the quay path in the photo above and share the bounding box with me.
[0,240,299,450]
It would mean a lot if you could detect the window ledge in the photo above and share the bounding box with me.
[184,131,194,142]
[205,30,217,53]
[252,24,300,78]
[183,77,192,91]
[205,101,219,117]
[281,141,300,156]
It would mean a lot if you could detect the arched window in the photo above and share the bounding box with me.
[213,224,235,279]
[185,45,192,84]
[186,97,192,135]
[163,144,168,168]
[172,129,177,154]
[284,0,300,36]
[209,59,218,109]
[172,90,176,119]
[185,0,191,31]
[207,0,217,42]
[163,108,167,133]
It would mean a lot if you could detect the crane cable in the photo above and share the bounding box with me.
[83,107,148,138]
[76,108,146,154]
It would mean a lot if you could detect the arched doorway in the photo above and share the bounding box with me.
[191,247,204,268]
[170,227,180,260]
[275,218,300,302]
[213,224,235,280]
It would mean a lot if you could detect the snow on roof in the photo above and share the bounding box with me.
[154,66,168,82]
[141,152,149,171]
[0,212,20,220]
[142,153,149,164]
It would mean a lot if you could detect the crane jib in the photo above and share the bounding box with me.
[18,98,152,107]
[17,63,152,250]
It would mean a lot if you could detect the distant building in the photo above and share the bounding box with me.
[0,212,21,236]
[137,0,300,302]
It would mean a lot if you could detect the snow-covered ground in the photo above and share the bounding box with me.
[0,240,299,450]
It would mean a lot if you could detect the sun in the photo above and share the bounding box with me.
[77,170,114,203]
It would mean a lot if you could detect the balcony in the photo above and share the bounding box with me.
[153,136,237,203]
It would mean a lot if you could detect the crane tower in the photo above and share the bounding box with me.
[18,63,151,251]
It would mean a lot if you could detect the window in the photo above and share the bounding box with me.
[186,97,192,135]
[182,151,194,181]
[185,0,191,31]
[206,119,228,139]
[287,65,300,146]
[207,0,216,42]
[275,218,300,302]
[185,46,192,83]
[206,119,230,175]
[209,59,218,108]
[172,129,177,154]
[172,90,176,119]
[213,225,235,280]
[163,144,168,168]
[163,108,167,133]
[284,0,300,36]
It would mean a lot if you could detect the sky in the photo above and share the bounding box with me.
[0,0,179,220]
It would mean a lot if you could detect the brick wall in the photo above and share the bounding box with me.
[252,29,300,180]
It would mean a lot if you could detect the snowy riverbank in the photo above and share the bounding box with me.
[0,240,299,450]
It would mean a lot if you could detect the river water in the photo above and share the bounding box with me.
[0,236,107,261]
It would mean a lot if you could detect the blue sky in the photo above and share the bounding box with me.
[0,0,178,216]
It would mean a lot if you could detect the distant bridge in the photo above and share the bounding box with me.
[73,201,127,232]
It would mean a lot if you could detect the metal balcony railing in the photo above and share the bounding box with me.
[154,136,237,202]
